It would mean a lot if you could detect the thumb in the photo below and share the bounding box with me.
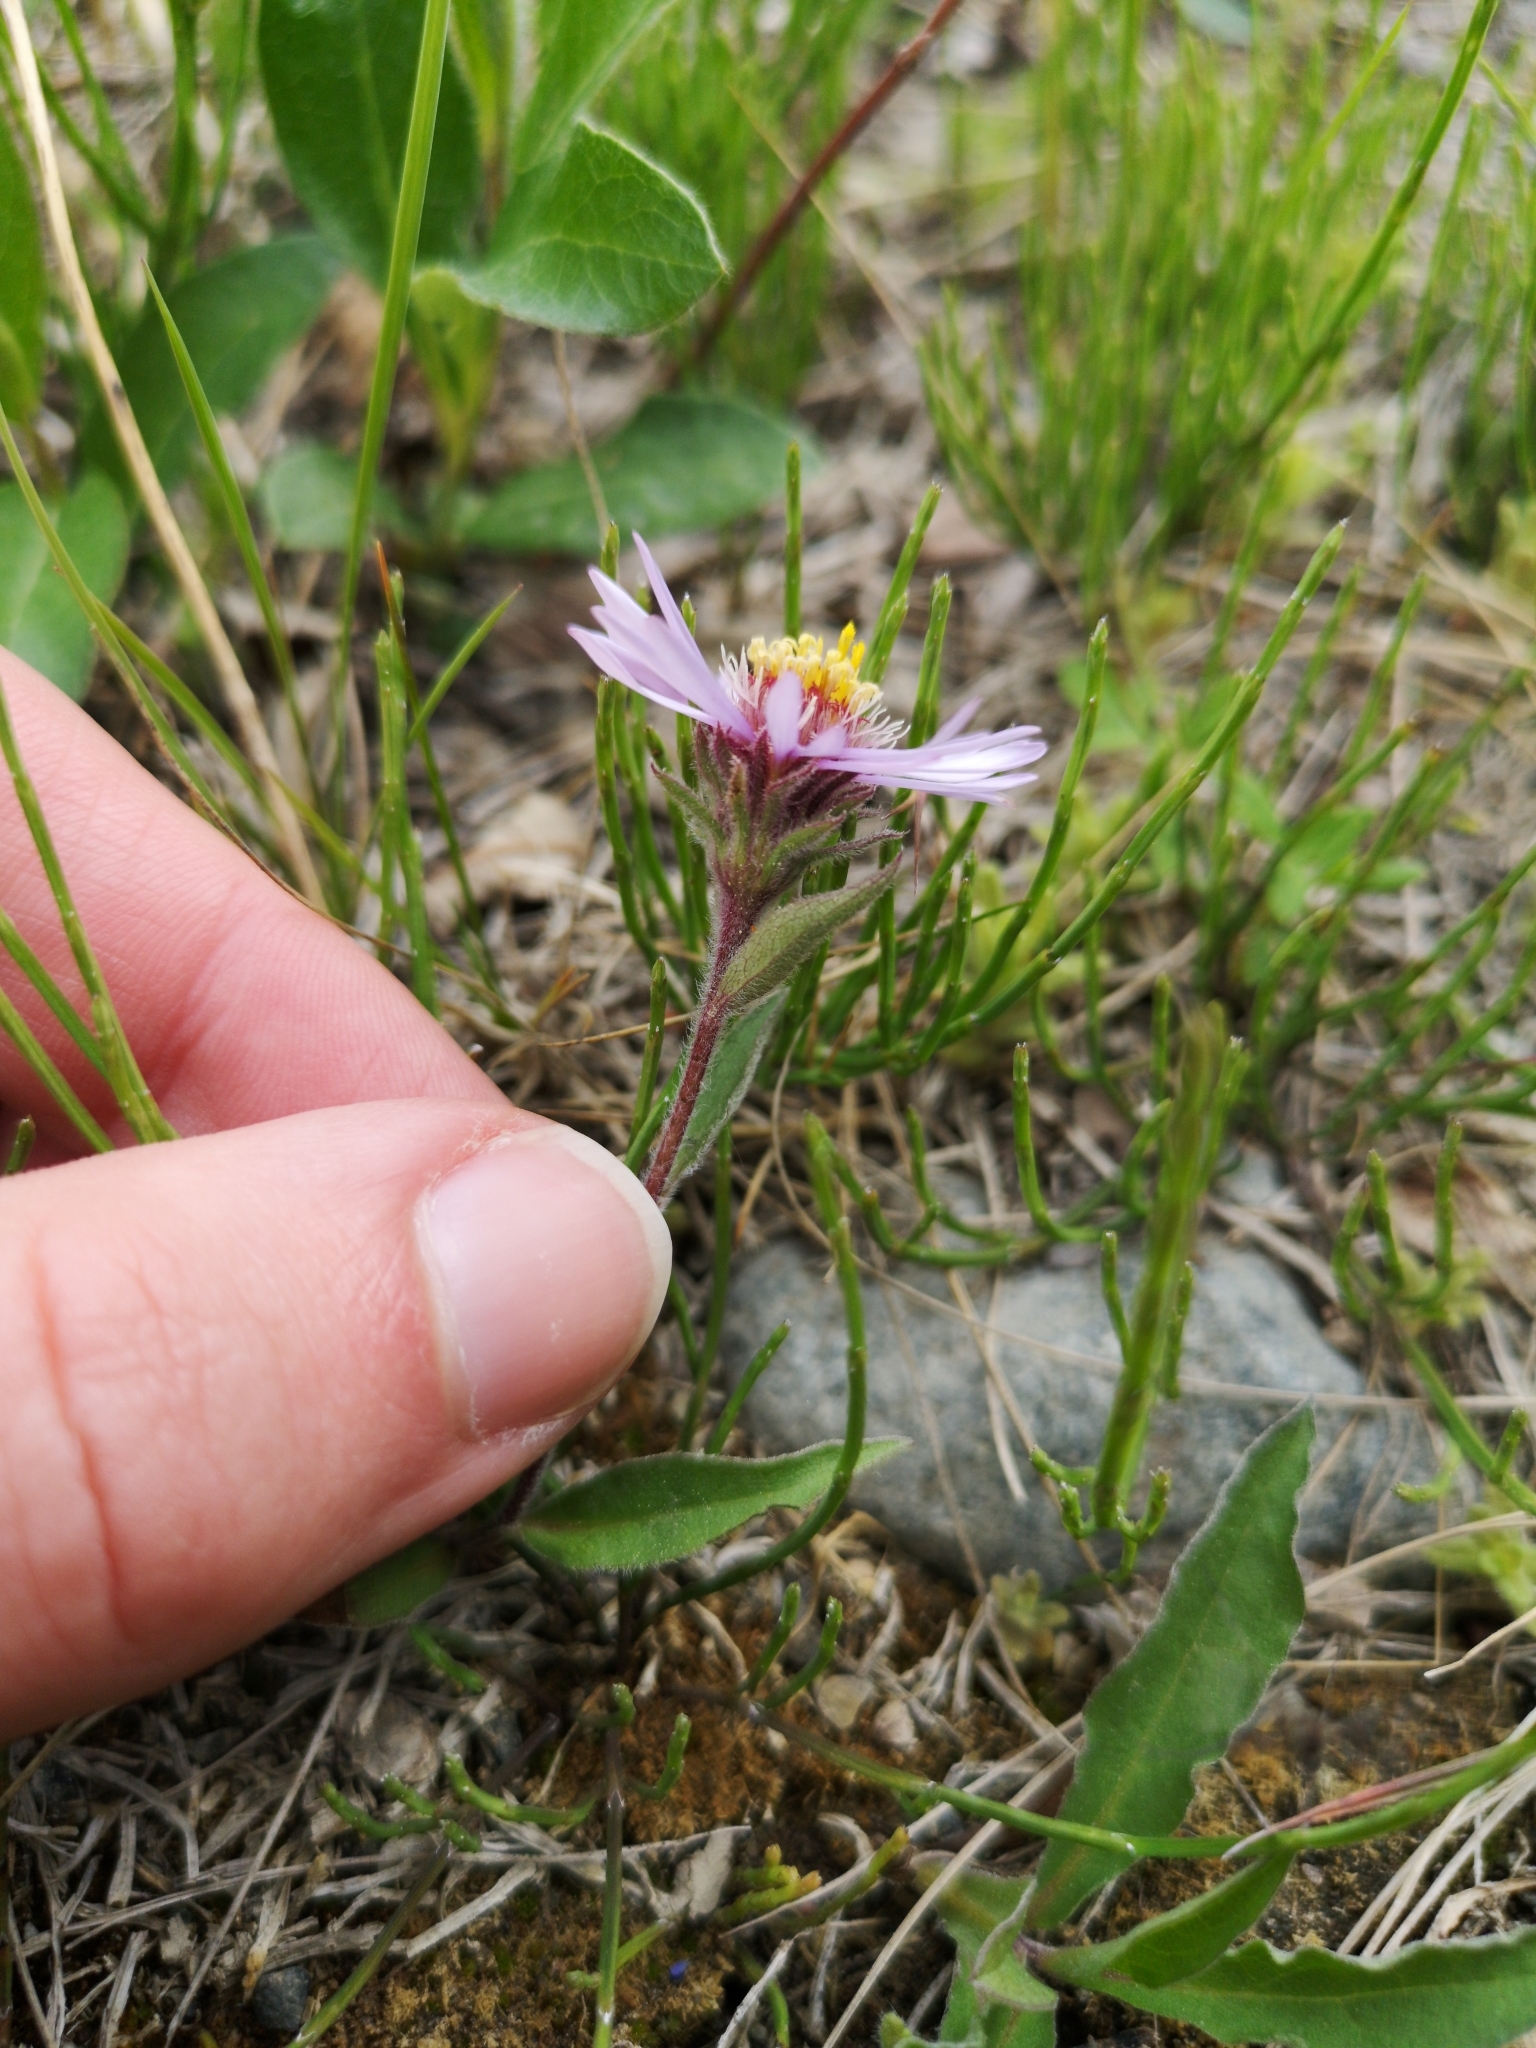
[0,1101,670,1738]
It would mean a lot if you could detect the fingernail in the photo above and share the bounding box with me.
[418,1124,671,1440]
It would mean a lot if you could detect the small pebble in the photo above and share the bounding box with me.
[251,1964,311,2035]
[872,1699,919,1754]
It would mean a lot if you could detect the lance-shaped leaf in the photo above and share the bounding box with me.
[515,0,674,171]
[0,111,46,420]
[915,1872,1055,2048]
[1058,1925,1536,2047]
[453,125,722,335]
[520,1437,908,1573]
[1035,1854,1292,1995]
[259,0,480,287]
[719,867,897,1014]
[661,992,786,1196]
[1028,1408,1313,1928]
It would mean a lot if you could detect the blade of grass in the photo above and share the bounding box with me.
[0,984,111,1152]
[144,267,317,808]
[406,590,519,743]
[0,670,174,1144]
[329,0,455,795]
[1246,0,1497,451]
[0,0,323,903]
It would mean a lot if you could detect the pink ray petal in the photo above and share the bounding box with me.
[764,672,804,757]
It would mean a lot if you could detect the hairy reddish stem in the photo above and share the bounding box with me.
[689,0,967,367]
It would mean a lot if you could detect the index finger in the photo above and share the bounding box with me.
[0,651,503,1147]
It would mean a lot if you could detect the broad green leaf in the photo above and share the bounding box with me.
[0,111,46,419]
[520,1436,907,1572]
[1077,1925,1536,2047]
[459,392,810,555]
[1038,1854,1293,1994]
[1028,1408,1313,1929]
[923,1873,1055,2048]
[664,990,786,1194]
[257,441,410,550]
[259,0,480,286]
[344,1535,457,1624]
[516,0,674,170]
[82,239,339,492]
[719,867,897,1012]
[453,123,722,334]
[0,474,129,700]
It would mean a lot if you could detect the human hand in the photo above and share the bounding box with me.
[0,653,670,1741]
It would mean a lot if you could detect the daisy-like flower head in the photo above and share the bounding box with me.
[571,536,1048,806]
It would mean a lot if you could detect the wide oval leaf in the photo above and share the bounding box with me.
[454,124,722,334]
[259,0,480,286]
[0,474,129,699]
[257,441,411,550]
[82,239,338,492]
[460,393,813,555]
[521,1437,907,1573]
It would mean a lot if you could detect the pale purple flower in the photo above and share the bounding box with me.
[571,537,1047,806]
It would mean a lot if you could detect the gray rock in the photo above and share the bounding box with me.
[251,1965,311,2036]
[721,1223,1459,1589]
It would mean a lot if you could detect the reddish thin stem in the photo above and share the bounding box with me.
[689,0,967,367]
[642,979,731,1201]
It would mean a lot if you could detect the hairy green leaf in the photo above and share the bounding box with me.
[259,0,480,286]
[720,868,897,1014]
[664,991,785,1195]
[1028,1408,1313,1928]
[257,441,410,551]
[516,0,675,170]
[921,1873,1055,2048]
[1038,1855,1292,1994]
[0,111,46,419]
[82,239,338,492]
[1074,1926,1536,2046]
[460,393,810,555]
[454,124,722,334]
[0,474,129,700]
[344,1536,457,1625]
[520,1437,907,1572]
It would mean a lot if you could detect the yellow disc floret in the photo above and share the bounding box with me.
[745,622,880,717]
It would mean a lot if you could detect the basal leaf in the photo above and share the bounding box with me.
[719,868,897,1013]
[0,110,46,419]
[344,1534,457,1625]
[259,0,480,286]
[664,990,785,1195]
[1039,1854,1292,1994]
[258,441,410,551]
[927,1873,1056,2048]
[520,1437,907,1573]
[1028,1408,1313,1929]
[0,474,129,700]
[454,124,722,334]
[515,0,674,171]
[1083,1926,1536,2048]
[82,239,339,492]
[459,393,811,555]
